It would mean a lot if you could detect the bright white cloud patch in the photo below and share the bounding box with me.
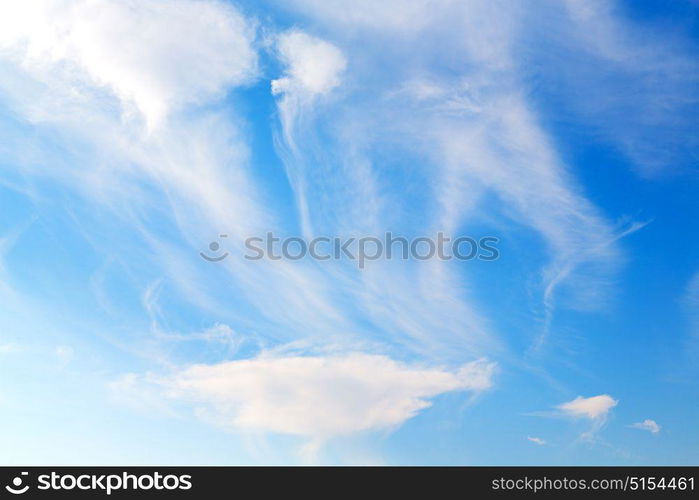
[0,0,258,126]
[558,394,618,420]
[527,436,546,445]
[272,31,347,97]
[135,354,495,440]
[630,419,660,434]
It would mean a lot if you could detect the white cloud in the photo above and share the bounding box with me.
[529,394,620,442]
[557,394,618,420]
[0,0,258,127]
[527,436,546,445]
[272,31,346,97]
[630,419,660,434]
[126,354,495,440]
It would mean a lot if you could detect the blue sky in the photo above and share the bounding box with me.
[0,0,697,465]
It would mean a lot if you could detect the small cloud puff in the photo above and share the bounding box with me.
[527,436,546,445]
[557,394,618,420]
[272,31,347,97]
[630,419,660,434]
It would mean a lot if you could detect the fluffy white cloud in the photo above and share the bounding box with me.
[557,394,618,420]
[527,436,546,445]
[0,0,258,126]
[630,419,660,434]
[272,31,346,97]
[128,354,495,440]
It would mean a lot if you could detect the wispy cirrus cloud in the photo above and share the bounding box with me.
[532,0,699,175]
[0,0,643,428]
[0,0,356,347]
[0,0,694,463]
[265,0,639,358]
[1,0,644,364]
